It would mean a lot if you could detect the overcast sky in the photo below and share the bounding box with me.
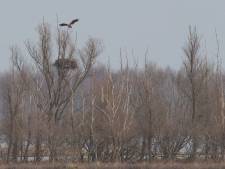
[0,0,225,71]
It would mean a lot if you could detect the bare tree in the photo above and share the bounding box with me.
[181,26,209,160]
[24,22,102,161]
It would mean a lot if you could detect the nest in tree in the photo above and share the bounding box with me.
[54,58,77,70]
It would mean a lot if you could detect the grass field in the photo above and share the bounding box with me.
[2,162,225,169]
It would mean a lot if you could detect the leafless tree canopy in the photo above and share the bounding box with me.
[0,23,224,163]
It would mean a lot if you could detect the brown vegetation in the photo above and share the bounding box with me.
[0,22,224,164]
[2,162,225,169]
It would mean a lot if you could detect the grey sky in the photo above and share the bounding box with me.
[0,0,225,71]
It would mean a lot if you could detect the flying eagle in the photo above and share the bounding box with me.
[59,19,79,28]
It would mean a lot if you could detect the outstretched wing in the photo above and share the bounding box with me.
[70,19,79,25]
[59,23,68,27]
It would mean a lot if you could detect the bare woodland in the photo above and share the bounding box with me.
[0,22,225,163]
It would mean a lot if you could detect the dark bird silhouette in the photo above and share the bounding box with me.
[59,19,79,28]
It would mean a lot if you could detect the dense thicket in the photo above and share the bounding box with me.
[0,23,224,162]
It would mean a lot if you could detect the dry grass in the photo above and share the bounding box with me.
[2,162,225,169]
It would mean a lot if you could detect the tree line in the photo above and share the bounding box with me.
[0,23,224,163]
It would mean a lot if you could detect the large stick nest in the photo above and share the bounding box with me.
[54,58,77,70]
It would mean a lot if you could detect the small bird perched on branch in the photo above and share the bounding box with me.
[59,19,79,28]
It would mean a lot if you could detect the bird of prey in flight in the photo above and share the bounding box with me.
[59,19,79,28]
